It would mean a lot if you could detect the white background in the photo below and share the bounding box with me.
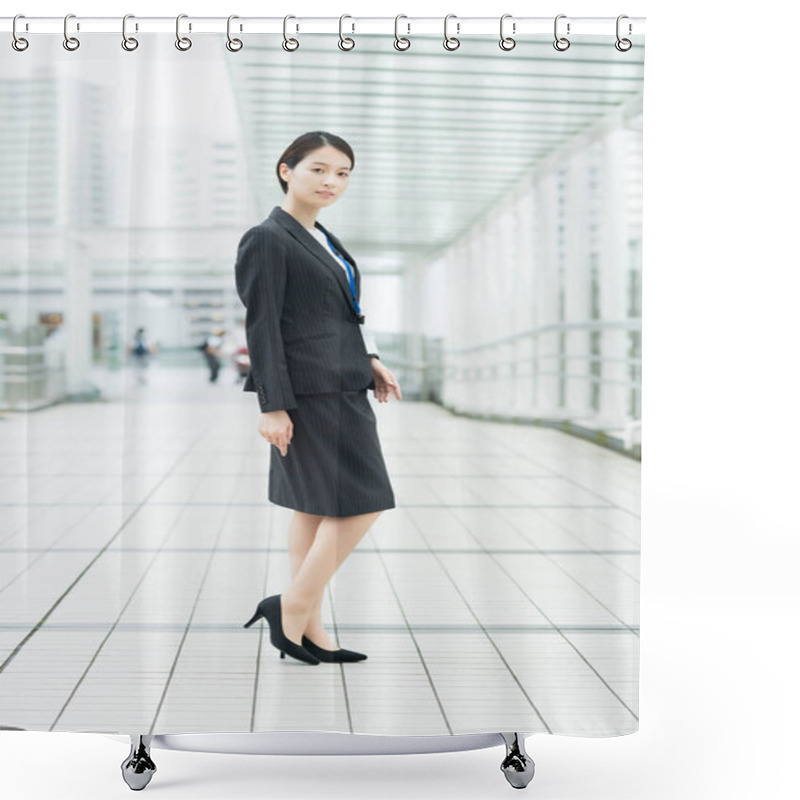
[2,1,798,798]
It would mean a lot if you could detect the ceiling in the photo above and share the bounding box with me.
[225,33,644,272]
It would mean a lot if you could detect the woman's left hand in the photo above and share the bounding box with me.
[370,358,402,403]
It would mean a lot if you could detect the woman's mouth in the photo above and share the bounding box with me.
[318,192,334,197]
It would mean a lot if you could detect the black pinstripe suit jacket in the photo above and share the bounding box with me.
[234,205,376,413]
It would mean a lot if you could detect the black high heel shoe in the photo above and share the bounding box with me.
[243,594,320,665]
[301,635,368,663]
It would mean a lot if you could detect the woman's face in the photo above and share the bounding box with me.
[281,145,352,206]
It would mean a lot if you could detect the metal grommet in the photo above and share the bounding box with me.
[499,13,515,50]
[338,14,355,50]
[282,15,299,51]
[553,14,570,51]
[615,14,632,51]
[122,14,139,51]
[394,15,411,51]
[63,13,80,51]
[175,13,192,51]
[12,14,29,51]
[443,14,460,51]
[226,15,243,51]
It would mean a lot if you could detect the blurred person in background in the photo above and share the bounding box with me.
[127,327,157,385]
[198,327,225,383]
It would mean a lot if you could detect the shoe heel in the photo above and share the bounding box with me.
[243,606,264,629]
[280,651,285,659]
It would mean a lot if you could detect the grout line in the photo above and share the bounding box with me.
[0,431,208,677]
[400,505,554,733]
[369,522,455,736]
[148,505,235,735]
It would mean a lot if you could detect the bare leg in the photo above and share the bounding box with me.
[281,510,382,645]
[286,511,335,648]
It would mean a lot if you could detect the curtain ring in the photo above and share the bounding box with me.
[553,14,570,51]
[499,14,515,50]
[338,14,355,50]
[283,15,299,51]
[175,14,192,51]
[443,14,460,51]
[63,13,80,51]
[226,15,243,51]
[615,14,632,51]
[394,15,411,51]
[122,14,139,51]
[12,14,29,51]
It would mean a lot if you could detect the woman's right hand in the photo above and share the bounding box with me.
[258,410,293,456]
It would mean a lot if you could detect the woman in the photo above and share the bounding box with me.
[237,132,402,665]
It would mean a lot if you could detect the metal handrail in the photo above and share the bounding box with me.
[447,319,640,354]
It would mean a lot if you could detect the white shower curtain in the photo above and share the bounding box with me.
[0,27,643,740]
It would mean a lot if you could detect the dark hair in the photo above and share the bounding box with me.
[275,131,355,195]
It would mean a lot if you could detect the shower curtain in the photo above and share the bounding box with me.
[0,24,643,741]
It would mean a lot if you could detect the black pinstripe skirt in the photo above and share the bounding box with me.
[268,389,395,517]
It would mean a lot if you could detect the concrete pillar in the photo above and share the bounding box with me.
[64,235,99,400]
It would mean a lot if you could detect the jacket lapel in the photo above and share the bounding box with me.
[267,206,359,313]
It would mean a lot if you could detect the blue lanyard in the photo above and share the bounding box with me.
[322,231,362,316]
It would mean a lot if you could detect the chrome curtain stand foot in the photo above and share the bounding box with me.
[500,732,535,789]
[121,734,157,790]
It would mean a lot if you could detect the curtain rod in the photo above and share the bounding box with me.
[2,15,646,37]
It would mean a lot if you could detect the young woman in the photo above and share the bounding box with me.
[237,131,402,665]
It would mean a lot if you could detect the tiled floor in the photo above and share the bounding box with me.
[0,366,640,737]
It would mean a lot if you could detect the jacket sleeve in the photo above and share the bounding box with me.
[234,226,298,412]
